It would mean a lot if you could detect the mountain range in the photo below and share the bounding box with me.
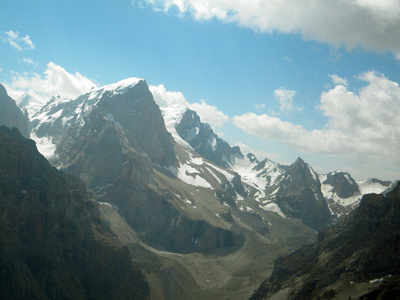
[0,78,395,299]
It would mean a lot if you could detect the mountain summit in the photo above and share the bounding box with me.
[0,83,30,138]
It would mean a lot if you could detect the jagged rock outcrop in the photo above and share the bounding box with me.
[322,171,360,199]
[320,172,393,218]
[176,109,243,168]
[0,126,149,299]
[0,84,30,138]
[275,157,333,231]
[250,181,400,300]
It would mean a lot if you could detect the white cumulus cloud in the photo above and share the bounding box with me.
[233,71,400,167]
[8,62,97,99]
[234,141,279,160]
[140,0,400,56]
[328,74,347,86]
[150,84,229,129]
[190,99,229,129]
[274,87,300,112]
[150,84,189,107]
[2,30,35,51]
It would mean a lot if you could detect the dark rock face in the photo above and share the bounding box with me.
[176,109,243,169]
[54,80,176,170]
[55,111,153,192]
[101,172,244,255]
[0,126,149,299]
[322,171,360,198]
[251,181,400,300]
[95,80,177,167]
[0,84,30,138]
[275,158,333,231]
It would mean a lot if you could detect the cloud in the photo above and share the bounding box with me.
[274,87,300,112]
[328,74,347,86]
[234,141,279,160]
[190,99,229,128]
[150,84,229,129]
[150,84,189,107]
[140,0,400,56]
[22,57,35,65]
[2,30,35,51]
[8,62,97,99]
[233,71,400,166]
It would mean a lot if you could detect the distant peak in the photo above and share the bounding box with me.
[85,77,146,103]
[295,157,305,165]
[111,77,144,89]
[94,77,145,95]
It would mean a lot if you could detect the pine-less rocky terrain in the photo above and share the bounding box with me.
[0,78,395,299]
[0,84,29,138]
[0,126,149,299]
[250,181,400,299]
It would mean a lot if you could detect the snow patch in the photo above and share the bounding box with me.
[168,163,212,189]
[320,181,361,207]
[106,113,123,129]
[261,203,286,218]
[184,199,193,205]
[210,137,217,150]
[98,202,119,210]
[235,192,244,201]
[30,132,56,159]
[206,167,222,184]
[308,165,318,181]
[358,179,389,195]
[87,77,142,101]
[160,104,193,149]
[369,278,384,284]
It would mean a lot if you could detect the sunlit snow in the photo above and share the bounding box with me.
[160,104,194,149]
[261,203,286,218]
[30,132,56,159]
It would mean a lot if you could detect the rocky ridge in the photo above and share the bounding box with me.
[0,126,149,299]
[171,107,391,230]
[0,84,30,138]
[250,181,400,300]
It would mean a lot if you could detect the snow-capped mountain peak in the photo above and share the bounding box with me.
[90,77,143,97]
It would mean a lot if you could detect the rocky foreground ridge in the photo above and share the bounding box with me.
[250,181,400,300]
[0,126,149,299]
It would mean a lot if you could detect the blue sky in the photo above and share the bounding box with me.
[1,0,400,180]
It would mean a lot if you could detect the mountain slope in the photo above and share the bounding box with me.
[250,181,400,300]
[25,78,319,299]
[0,126,149,299]
[275,157,333,231]
[0,83,30,138]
